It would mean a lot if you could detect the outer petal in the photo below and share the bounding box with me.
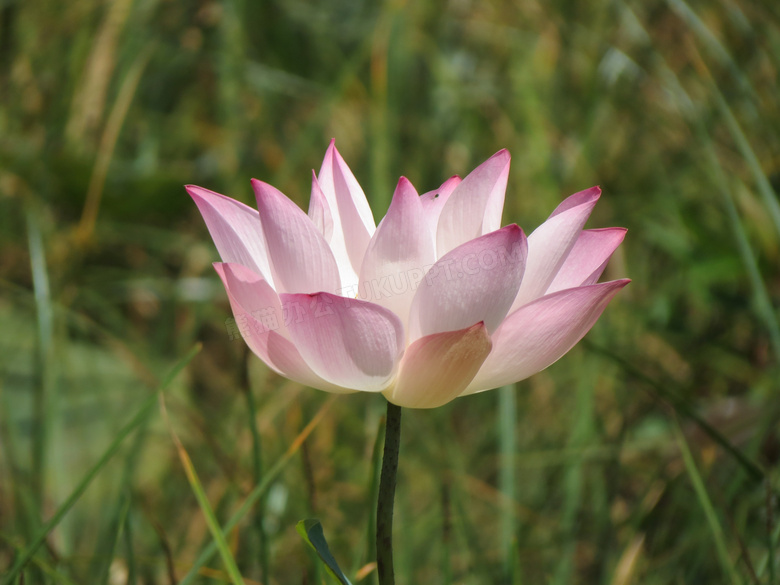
[307,170,334,243]
[280,292,404,392]
[187,185,274,286]
[252,179,341,295]
[462,279,630,394]
[509,186,601,311]
[436,150,510,257]
[214,263,353,393]
[546,228,627,293]
[357,177,436,325]
[420,175,461,235]
[317,140,376,285]
[385,322,491,409]
[408,224,527,341]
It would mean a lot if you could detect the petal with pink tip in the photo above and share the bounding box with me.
[252,179,341,295]
[462,279,630,394]
[307,170,334,242]
[280,292,404,392]
[420,175,461,235]
[509,186,601,311]
[214,263,353,393]
[317,140,376,282]
[547,228,627,293]
[187,185,274,286]
[358,177,436,324]
[386,322,491,409]
[436,150,510,256]
[408,225,527,340]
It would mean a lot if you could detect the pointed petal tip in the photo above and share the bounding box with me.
[185,184,216,201]
[250,178,283,201]
[502,223,523,236]
[476,149,511,172]
[610,226,628,241]
[250,178,275,201]
[582,185,602,200]
[586,277,631,292]
[548,185,603,218]
[597,278,631,295]
[393,176,418,198]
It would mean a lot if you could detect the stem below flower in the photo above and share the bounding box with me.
[377,399,402,585]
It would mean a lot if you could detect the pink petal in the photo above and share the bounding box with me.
[420,175,461,235]
[386,322,492,409]
[546,228,627,293]
[463,279,630,394]
[307,170,334,242]
[214,263,353,393]
[435,150,511,257]
[187,185,274,286]
[357,177,436,325]
[408,224,527,340]
[280,292,405,392]
[509,186,601,311]
[251,179,341,295]
[316,140,376,283]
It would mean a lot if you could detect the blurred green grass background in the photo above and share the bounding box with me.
[1,0,779,583]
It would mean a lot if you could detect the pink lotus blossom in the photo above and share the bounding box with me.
[188,141,629,408]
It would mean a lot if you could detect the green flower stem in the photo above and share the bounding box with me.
[377,400,402,585]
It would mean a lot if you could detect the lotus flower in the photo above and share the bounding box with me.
[188,141,628,408]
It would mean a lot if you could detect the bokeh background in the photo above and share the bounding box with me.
[1,0,779,583]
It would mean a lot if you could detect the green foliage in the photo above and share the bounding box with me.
[1,0,779,583]
[297,519,352,585]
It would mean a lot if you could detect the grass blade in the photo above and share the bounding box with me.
[26,208,53,516]
[161,393,246,585]
[360,411,385,583]
[498,384,516,582]
[588,342,765,483]
[97,490,131,585]
[674,420,743,585]
[179,395,336,585]
[0,343,202,585]
[244,376,269,584]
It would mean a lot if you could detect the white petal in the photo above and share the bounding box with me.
[316,140,376,287]
[307,170,334,243]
